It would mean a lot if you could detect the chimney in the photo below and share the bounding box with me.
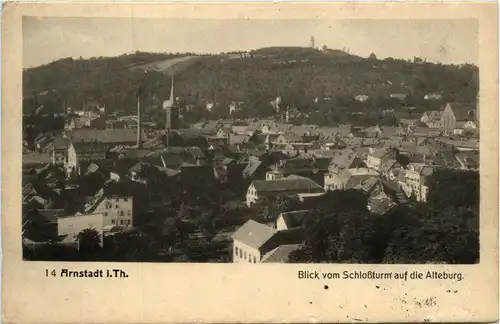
[136,88,143,148]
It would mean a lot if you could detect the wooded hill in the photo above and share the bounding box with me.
[23,47,479,125]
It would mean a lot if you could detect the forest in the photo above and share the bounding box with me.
[23,47,479,126]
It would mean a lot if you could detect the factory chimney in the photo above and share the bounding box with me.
[164,75,175,148]
[136,87,143,148]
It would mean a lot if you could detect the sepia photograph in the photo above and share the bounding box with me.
[21,16,481,264]
[3,3,498,324]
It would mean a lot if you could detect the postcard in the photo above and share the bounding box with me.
[2,2,498,323]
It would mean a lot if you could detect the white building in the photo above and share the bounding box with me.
[231,220,278,263]
[398,163,438,202]
[85,194,134,228]
[57,213,104,247]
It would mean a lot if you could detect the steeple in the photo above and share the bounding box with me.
[170,75,175,103]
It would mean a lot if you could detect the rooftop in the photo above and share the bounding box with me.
[231,219,277,250]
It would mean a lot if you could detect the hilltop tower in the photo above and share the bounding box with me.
[310,36,315,49]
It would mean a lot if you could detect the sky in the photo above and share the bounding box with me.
[23,17,478,68]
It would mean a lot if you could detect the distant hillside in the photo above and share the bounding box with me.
[23,47,479,123]
[129,56,203,76]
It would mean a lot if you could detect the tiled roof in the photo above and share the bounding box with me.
[252,177,323,193]
[231,219,277,250]
[261,244,301,263]
[329,149,358,173]
[370,148,391,159]
[72,142,108,153]
[243,160,263,178]
[229,134,249,145]
[66,129,147,144]
[279,210,309,229]
[345,174,377,190]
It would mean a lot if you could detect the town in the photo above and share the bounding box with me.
[22,48,480,264]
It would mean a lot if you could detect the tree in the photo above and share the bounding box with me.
[289,190,376,263]
[395,153,410,168]
[383,206,479,264]
[254,194,301,221]
[426,169,479,210]
[369,53,377,60]
[77,228,102,254]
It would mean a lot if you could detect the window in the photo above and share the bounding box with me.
[116,205,119,209]
[119,211,124,216]
[244,251,247,260]
[128,210,132,216]
[120,220,124,225]
[116,198,119,202]
[104,212,108,216]
[235,247,239,256]
[111,219,115,224]
[124,198,128,202]
[253,256,257,263]
[127,220,131,225]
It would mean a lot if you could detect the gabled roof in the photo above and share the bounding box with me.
[345,174,378,190]
[261,244,301,263]
[279,210,309,229]
[328,149,359,173]
[71,142,108,153]
[280,133,304,143]
[66,129,147,144]
[378,159,398,173]
[229,134,249,145]
[252,177,323,194]
[243,160,263,178]
[231,219,277,250]
[370,148,392,159]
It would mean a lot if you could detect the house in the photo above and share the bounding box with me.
[455,151,480,171]
[64,129,147,148]
[84,191,134,228]
[242,159,267,180]
[51,138,70,165]
[57,213,105,247]
[390,93,407,100]
[66,142,108,176]
[64,115,99,131]
[424,93,443,100]
[421,111,443,128]
[274,210,309,231]
[366,148,397,170]
[246,176,324,207]
[398,163,439,202]
[231,220,278,263]
[206,136,228,150]
[266,157,330,186]
[324,149,365,185]
[378,159,402,181]
[354,95,370,102]
[34,134,54,152]
[274,133,304,145]
[261,244,302,263]
[232,219,305,263]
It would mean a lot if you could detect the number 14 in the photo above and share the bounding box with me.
[45,269,56,277]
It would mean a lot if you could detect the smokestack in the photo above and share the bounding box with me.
[165,75,175,148]
[136,88,143,148]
